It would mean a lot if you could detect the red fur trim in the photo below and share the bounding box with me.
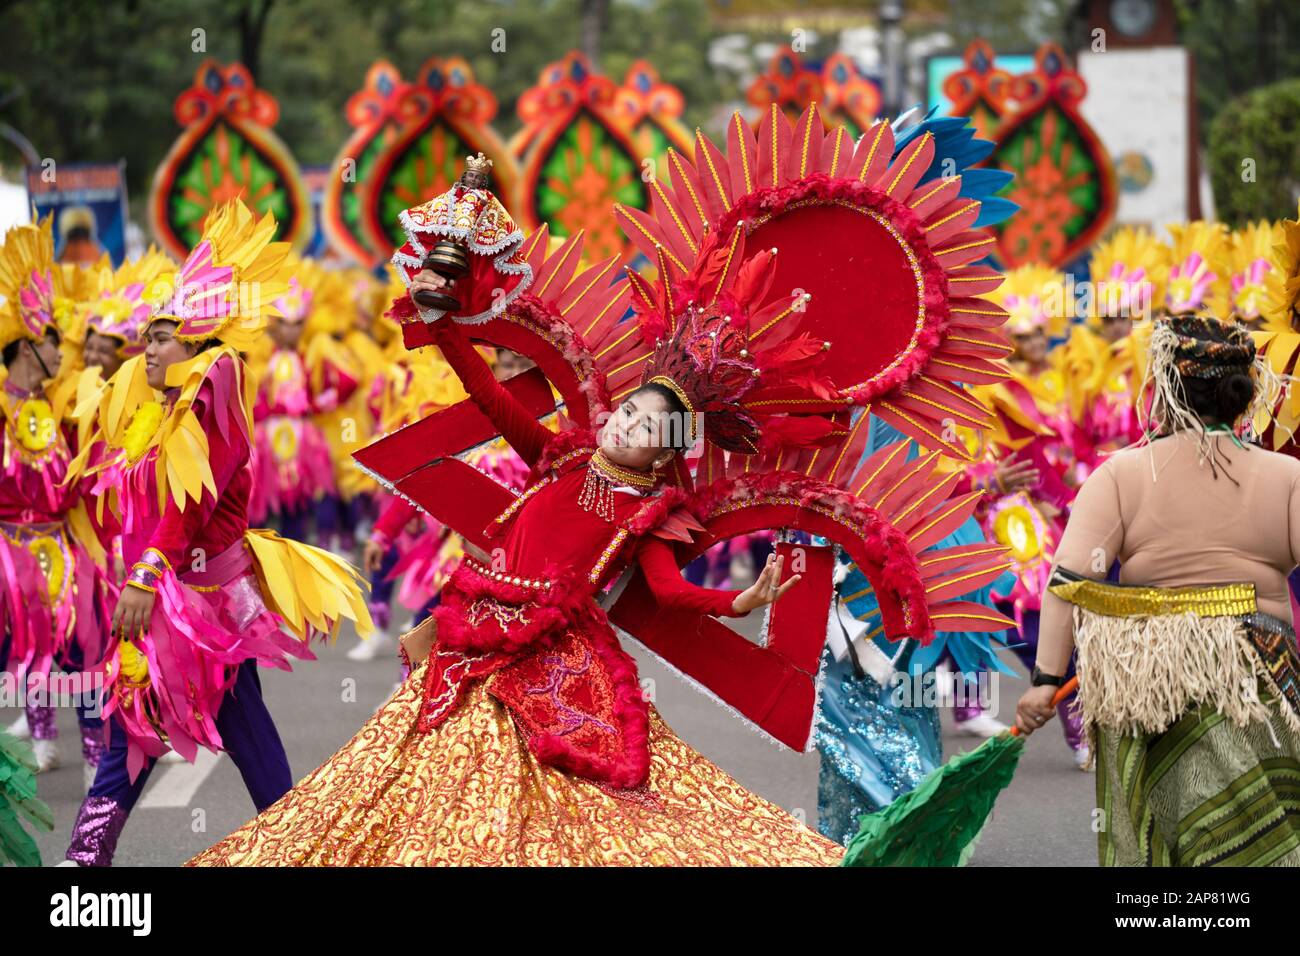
[385,294,418,325]
[495,602,651,788]
[528,428,597,483]
[691,470,933,641]
[434,562,593,656]
[625,485,691,536]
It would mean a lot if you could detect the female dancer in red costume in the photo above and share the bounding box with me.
[192,111,1022,865]
[189,259,838,864]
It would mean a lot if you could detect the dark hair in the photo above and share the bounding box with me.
[1180,371,1254,426]
[2,332,56,369]
[632,381,692,454]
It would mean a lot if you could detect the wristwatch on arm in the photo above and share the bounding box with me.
[1030,665,1066,688]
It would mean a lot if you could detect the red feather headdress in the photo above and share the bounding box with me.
[632,228,839,453]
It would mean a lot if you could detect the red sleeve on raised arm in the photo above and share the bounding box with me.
[373,495,419,543]
[636,537,743,618]
[143,387,247,573]
[430,317,551,467]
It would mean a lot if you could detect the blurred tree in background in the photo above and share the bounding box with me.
[0,0,1292,224]
[1207,78,1300,226]
[0,0,728,218]
[1176,0,1300,140]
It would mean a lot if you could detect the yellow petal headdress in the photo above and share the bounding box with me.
[1209,220,1283,323]
[148,200,292,350]
[80,247,176,358]
[1159,220,1229,316]
[0,217,61,351]
[292,259,353,342]
[1088,226,1163,322]
[987,264,1070,338]
[1262,202,1300,335]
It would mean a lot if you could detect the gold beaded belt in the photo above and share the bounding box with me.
[1048,568,1256,618]
[461,557,552,591]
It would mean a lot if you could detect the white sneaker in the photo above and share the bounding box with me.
[5,713,31,739]
[32,738,61,773]
[346,631,393,662]
[55,859,80,867]
[1073,747,1093,771]
[953,714,1010,738]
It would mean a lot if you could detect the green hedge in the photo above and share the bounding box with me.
[1207,78,1300,227]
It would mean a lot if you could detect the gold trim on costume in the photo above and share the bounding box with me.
[646,375,698,442]
[1048,571,1295,748]
[1048,575,1257,618]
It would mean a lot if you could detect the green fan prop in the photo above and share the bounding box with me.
[842,677,1077,867]
[0,730,54,867]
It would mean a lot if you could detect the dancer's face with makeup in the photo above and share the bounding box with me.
[142,320,199,390]
[598,386,680,471]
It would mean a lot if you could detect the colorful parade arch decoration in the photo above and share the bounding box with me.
[357,57,519,260]
[321,60,418,268]
[987,43,1116,269]
[942,39,1015,142]
[746,46,880,138]
[610,61,694,185]
[511,51,651,262]
[148,60,312,260]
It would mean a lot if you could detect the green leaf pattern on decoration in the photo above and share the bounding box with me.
[380,122,468,249]
[168,121,292,248]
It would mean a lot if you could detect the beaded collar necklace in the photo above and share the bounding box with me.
[578,449,657,522]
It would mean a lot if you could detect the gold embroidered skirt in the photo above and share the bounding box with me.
[187,662,842,866]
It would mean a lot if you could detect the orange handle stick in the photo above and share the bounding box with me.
[1009,675,1080,737]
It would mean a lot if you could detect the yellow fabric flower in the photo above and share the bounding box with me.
[117,639,150,685]
[15,397,56,452]
[123,400,165,463]
[994,504,1043,563]
[25,534,66,602]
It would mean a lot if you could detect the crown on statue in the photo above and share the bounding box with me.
[464,152,493,174]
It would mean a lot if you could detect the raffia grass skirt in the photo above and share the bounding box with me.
[187,660,842,866]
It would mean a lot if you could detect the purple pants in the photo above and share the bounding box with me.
[66,658,292,866]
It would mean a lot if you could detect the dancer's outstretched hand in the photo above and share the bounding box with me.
[731,553,802,615]
[994,455,1039,493]
[363,538,386,574]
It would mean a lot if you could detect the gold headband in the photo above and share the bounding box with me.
[647,375,697,443]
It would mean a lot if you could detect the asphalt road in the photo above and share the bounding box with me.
[8,609,1098,867]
